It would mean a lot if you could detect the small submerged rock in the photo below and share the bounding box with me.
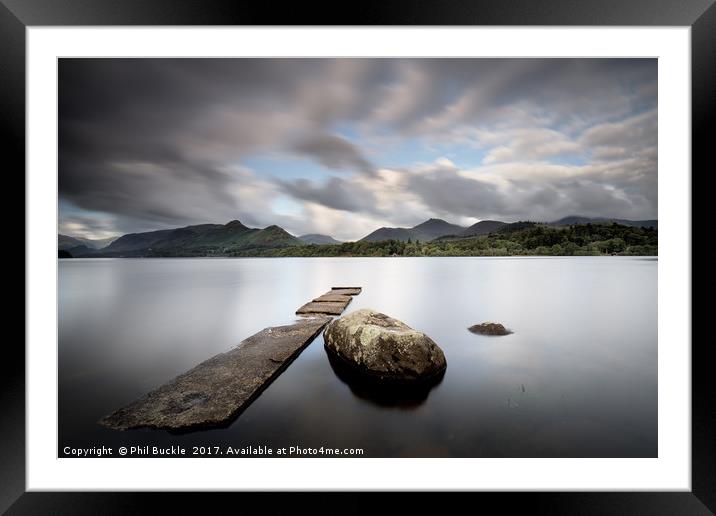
[323,308,447,383]
[468,322,512,336]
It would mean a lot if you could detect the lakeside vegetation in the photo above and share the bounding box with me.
[226,222,657,258]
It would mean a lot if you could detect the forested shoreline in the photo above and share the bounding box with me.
[230,222,658,258]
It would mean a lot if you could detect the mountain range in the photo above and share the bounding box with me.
[360,218,466,243]
[358,215,656,243]
[96,220,300,256]
[59,215,657,257]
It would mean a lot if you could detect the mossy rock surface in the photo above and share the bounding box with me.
[324,309,446,382]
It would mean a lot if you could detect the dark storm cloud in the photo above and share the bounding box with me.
[60,59,310,230]
[403,164,509,218]
[59,58,657,240]
[371,58,657,135]
[292,134,374,173]
[276,176,371,213]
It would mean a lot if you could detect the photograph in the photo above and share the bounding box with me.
[57,57,658,459]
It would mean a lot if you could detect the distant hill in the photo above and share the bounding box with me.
[87,236,118,248]
[105,220,250,253]
[67,220,302,257]
[58,234,117,251]
[411,219,466,241]
[360,218,465,243]
[360,227,413,243]
[435,221,536,241]
[496,221,539,234]
[461,220,507,237]
[298,234,342,245]
[239,225,300,248]
[58,234,85,250]
[549,216,657,229]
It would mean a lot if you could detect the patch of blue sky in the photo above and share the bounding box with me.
[369,136,490,170]
[548,154,589,167]
[371,138,437,168]
[434,145,491,169]
[59,198,110,220]
[315,120,495,171]
[271,195,304,217]
[241,155,337,181]
[330,122,361,141]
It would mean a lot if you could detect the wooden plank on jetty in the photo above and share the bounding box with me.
[296,287,361,315]
[331,287,362,295]
[296,300,350,315]
[313,293,352,303]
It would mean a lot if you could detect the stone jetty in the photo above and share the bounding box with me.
[100,287,360,431]
[295,286,362,316]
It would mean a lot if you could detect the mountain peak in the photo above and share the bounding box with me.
[224,219,248,228]
[411,218,466,240]
[412,218,452,229]
[262,225,295,236]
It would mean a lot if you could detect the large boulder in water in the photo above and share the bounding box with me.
[323,309,446,382]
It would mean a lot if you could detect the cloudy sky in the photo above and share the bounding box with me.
[59,58,657,241]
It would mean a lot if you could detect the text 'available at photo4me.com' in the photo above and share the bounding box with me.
[62,444,366,458]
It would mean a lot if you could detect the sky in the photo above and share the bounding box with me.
[58,58,657,241]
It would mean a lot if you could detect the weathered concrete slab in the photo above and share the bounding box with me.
[99,317,330,431]
[313,292,353,303]
[296,300,349,315]
[331,287,362,295]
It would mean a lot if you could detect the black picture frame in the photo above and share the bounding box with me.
[3,0,710,513]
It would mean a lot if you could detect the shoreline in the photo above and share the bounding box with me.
[59,254,659,260]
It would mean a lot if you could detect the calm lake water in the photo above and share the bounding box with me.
[59,256,657,457]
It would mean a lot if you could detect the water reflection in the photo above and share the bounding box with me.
[324,345,444,409]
